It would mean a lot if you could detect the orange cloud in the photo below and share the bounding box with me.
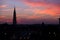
[23,1,60,18]
[16,6,60,20]
[15,0,60,20]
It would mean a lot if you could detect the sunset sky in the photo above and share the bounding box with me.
[0,0,60,24]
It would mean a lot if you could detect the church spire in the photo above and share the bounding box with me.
[13,6,17,25]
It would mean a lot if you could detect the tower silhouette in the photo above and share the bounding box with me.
[13,7,17,25]
[59,18,60,25]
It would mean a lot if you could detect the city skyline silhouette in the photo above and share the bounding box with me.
[0,0,60,40]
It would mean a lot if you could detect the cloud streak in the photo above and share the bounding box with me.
[0,5,7,8]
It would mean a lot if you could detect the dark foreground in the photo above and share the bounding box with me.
[0,24,60,40]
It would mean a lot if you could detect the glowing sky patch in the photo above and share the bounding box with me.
[0,0,60,24]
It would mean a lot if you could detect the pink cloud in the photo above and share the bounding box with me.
[0,5,7,8]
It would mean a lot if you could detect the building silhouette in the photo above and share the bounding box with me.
[13,7,17,25]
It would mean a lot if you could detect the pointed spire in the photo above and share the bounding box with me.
[13,6,17,25]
